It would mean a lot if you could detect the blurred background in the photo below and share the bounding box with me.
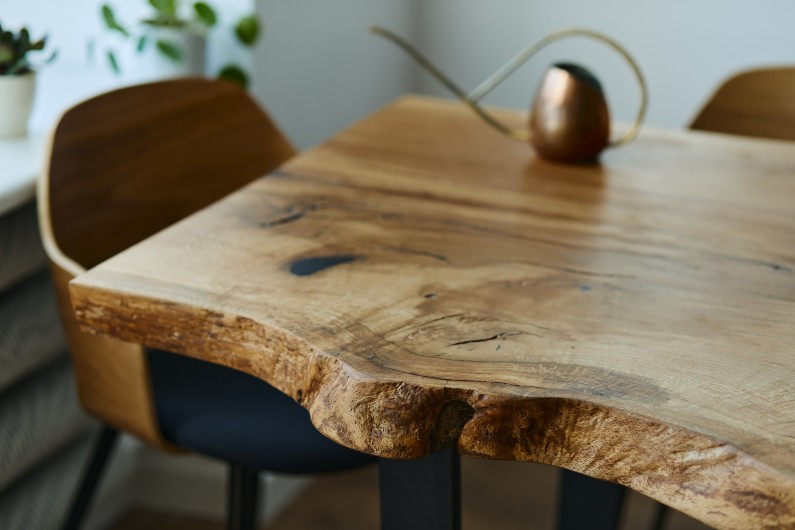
[3,0,795,148]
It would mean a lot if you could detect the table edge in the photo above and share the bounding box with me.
[70,278,795,530]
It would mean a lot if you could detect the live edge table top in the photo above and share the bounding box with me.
[71,96,795,529]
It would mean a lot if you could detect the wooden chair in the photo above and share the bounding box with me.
[38,79,375,530]
[690,66,795,141]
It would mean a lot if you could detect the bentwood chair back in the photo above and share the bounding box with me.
[690,67,795,141]
[39,79,295,448]
[39,79,374,530]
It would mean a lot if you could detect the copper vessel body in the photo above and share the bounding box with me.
[529,64,610,163]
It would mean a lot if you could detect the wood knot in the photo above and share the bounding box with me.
[431,400,475,452]
[289,255,360,276]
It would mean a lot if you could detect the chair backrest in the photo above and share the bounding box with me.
[690,67,795,141]
[39,79,295,447]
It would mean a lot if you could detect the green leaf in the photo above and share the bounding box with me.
[149,0,177,17]
[234,15,260,46]
[44,50,58,65]
[193,2,217,27]
[136,35,148,53]
[107,50,121,74]
[30,39,46,51]
[19,28,30,49]
[101,5,130,37]
[0,43,13,64]
[217,64,249,88]
[8,58,30,75]
[155,39,182,62]
[142,18,182,28]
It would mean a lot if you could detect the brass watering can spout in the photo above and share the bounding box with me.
[370,25,649,163]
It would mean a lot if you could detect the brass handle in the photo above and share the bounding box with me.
[370,25,530,142]
[371,26,649,148]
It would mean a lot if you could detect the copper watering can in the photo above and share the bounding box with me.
[371,26,648,163]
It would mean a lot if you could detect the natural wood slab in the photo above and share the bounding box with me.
[71,96,795,529]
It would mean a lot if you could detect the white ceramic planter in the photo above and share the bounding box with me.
[125,28,207,82]
[0,73,36,137]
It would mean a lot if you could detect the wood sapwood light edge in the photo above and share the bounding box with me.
[69,282,795,530]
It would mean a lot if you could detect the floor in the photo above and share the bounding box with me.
[109,457,710,530]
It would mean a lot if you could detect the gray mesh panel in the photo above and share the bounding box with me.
[0,201,47,294]
[0,359,94,492]
[0,435,95,530]
[0,270,67,392]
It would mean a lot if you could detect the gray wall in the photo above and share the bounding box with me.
[253,0,418,149]
[413,0,795,127]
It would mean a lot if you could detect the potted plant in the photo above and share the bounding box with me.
[0,23,56,136]
[99,0,260,87]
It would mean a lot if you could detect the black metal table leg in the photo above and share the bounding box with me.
[379,448,461,530]
[558,470,626,530]
[651,503,669,530]
[227,464,260,530]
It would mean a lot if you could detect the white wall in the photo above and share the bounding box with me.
[253,0,418,149]
[414,0,795,128]
[0,0,104,67]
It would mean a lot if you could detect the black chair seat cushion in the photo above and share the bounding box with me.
[147,349,376,473]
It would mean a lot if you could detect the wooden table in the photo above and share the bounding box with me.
[71,96,795,530]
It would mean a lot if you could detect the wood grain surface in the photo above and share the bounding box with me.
[70,96,795,529]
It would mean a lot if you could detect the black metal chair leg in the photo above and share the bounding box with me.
[61,425,120,530]
[557,470,626,530]
[227,464,260,530]
[379,448,461,530]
